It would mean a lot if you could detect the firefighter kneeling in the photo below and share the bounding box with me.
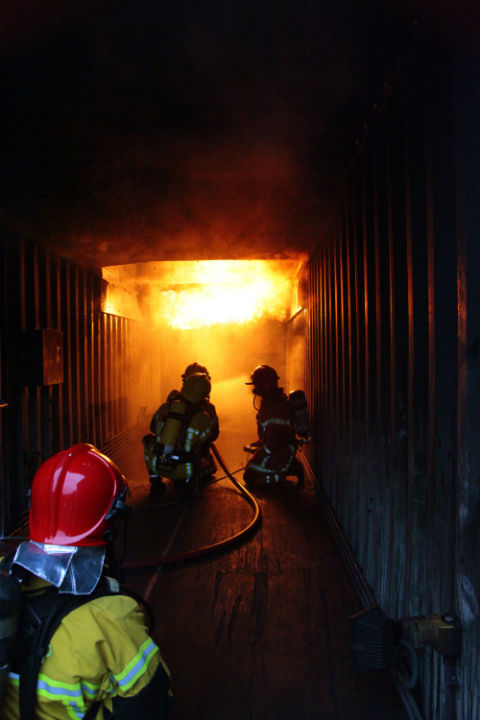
[143,370,218,495]
[244,364,311,488]
[0,443,172,720]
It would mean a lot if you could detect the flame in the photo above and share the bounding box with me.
[102,259,303,329]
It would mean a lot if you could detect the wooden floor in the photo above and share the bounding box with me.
[118,437,408,720]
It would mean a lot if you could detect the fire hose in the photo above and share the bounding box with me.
[121,443,261,573]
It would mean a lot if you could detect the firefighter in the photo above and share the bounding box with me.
[179,363,219,445]
[143,368,218,495]
[0,443,172,720]
[244,364,305,487]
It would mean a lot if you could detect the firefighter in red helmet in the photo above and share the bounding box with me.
[244,365,305,487]
[0,444,172,720]
[143,364,219,494]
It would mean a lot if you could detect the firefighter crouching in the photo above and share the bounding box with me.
[178,364,219,474]
[143,366,219,495]
[243,364,310,487]
[178,364,216,418]
[0,443,172,720]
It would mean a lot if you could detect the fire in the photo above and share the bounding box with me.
[102,259,303,329]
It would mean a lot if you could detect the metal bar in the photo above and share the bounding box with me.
[385,115,399,618]
[53,255,64,452]
[372,129,383,595]
[62,259,74,447]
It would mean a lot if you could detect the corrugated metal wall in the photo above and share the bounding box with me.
[305,31,480,720]
[0,236,159,536]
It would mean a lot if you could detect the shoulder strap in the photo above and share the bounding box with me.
[178,402,203,447]
[18,577,153,720]
[19,590,77,720]
[18,577,117,720]
[0,549,15,571]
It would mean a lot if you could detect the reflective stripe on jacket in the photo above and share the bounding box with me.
[145,400,212,480]
[246,389,297,478]
[1,590,169,720]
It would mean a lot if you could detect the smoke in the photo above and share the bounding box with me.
[0,0,417,265]
[104,257,306,468]
[138,318,292,470]
[124,308,294,471]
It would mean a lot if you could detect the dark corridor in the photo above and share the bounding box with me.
[114,438,407,720]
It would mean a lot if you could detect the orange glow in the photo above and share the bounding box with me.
[102,259,303,329]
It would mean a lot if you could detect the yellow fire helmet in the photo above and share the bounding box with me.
[182,362,210,380]
[180,372,211,403]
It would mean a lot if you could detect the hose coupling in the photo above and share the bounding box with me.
[413,613,462,657]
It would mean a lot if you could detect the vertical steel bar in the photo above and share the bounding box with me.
[62,259,74,446]
[41,250,53,460]
[53,255,65,452]
[372,133,383,594]
[332,226,340,510]
[403,92,415,612]
[385,119,398,617]
[344,182,355,540]
[72,266,81,442]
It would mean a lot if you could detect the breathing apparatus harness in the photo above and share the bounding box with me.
[0,551,153,720]
[154,397,199,467]
[250,387,312,446]
[152,374,211,470]
[246,365,311,444]
[287,389,312,444]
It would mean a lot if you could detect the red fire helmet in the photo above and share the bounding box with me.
[246,364,280,393]
[29,444,130,547]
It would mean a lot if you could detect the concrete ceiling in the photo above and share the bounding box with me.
[1,0,455,268]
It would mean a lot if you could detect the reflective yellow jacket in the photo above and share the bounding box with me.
[144,401,212,481]
[1,573,171,720]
